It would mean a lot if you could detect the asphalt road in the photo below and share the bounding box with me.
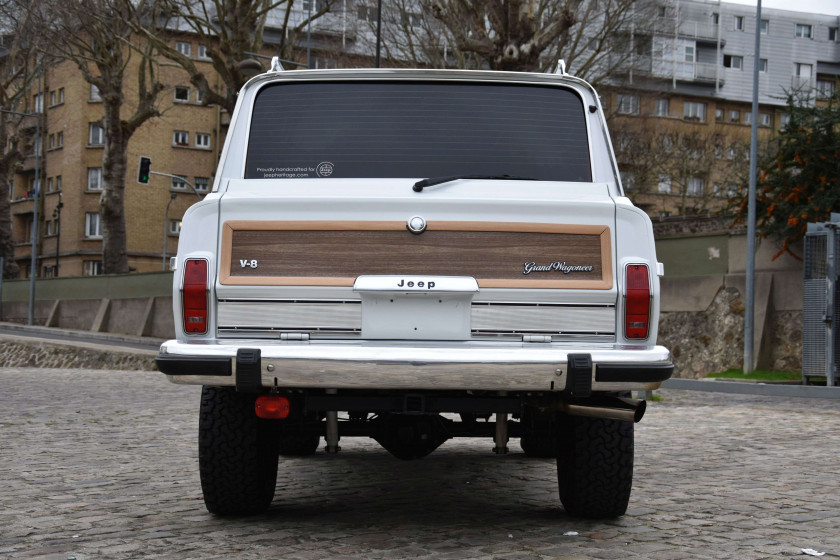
[1,368,839,559]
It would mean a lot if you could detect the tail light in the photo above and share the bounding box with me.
[183,259,208,334]
[624,264,650,339]
[255,395,291,419]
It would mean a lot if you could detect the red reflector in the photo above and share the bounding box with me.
[255,395,291,419]
[625,264,650,339]
[183,260,208,334]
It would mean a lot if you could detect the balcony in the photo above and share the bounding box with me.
[614,55,723,86]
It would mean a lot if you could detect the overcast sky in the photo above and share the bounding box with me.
[724,0,840,16]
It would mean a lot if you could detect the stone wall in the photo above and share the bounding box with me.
[658,286,802,378]
[0,339,156,371]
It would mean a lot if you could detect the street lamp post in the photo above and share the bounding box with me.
[163,192,177,271]
[52,194,63,276]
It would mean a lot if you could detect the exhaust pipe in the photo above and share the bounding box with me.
[557,397,647,423]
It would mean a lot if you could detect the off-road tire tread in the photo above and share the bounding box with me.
[199,386,279,516]
[557,415,633,519]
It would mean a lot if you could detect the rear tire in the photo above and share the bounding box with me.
[556,415,634,518]
[199,386,279,516]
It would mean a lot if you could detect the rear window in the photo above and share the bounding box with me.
[245,81,591,182]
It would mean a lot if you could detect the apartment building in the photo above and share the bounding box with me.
[7,1,840,281]
[608,0,840,216]
[9,37,223,278]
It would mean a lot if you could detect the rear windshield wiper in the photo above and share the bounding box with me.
[412,174,538,192]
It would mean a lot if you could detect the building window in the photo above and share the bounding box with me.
[817,80,835,99]
[684,46,695,63]
[734,16,744,31]
[357,5,377,22]
[48,134,55,149]
[715,108,724,121]
[620,171,635,191]
[655,98,670,116]
[658,174,671,194]
[729,110,740,123]
[723,55,743,69]
[195,88,204,104]
[33,93,43,113]
[173,130,189,146]
[302,0,325,11]
[176,41,191,56]
[83,260,103,276]
[194,177,210,192]
[312,56,338,69]
[87,167,103,191]
[198,44,210,59]
[56,175,62,191]
[90,84,102,101]
[33,136,42,156]
[760,19,769,34]
[89,123,105,146]
[174,86,190,102]
[58,88,65,103]
[169,219,182,235]
[760,113,771,127]
[795,24,812,38]
[47,177,54,192]
[830,27,838,42]
[711,12,719,25]
[781,113,791,129]
[171,176,189,191]
[195,133,211,148]
[46,220,57,236]
[85,212,103,238]
[759,58,768,73]
[616,94,640,115]
[683,101,706,122]
[57,131,63,147]
[49,90,56,106]
[728,146,739,159]
[744,112,752,125]
[687,177,705,197]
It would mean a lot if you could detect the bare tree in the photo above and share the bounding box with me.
[418,0,654,80]
[135,0,335,114]
[34,0,165,274]
[0,2,42,278]
[612,118,750,216]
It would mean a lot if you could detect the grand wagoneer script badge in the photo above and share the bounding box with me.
[523,261,595,275]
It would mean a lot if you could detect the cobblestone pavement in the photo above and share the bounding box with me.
[1,368,839,560]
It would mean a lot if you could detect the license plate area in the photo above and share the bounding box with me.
[353,276,478,340]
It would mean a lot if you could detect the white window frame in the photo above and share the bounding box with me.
[171,176,189,191]
[83,260,103,277]
[759,58,768,73]
[683,101,706,122]
[176,41,191,56]
[90,84,102,101]
[655,98,669,116]
[658,174,672,194]
[795,24,812,38]
[169,219,182,235]
[687,177,705,197]
[729,110,740,123]
[195,133,211,148]
[734,16,744,31]
[173,130,189,146]
[89,123,105,146]
[87,167,103,191]
[616,94,640,115]
[174,86,190,103]
[816,80,835,99]
[724,55,743,70]
[85,212,103,239]
[198,44,210,59]
[33,93,43,113]
[759,113,771,127]
[760,19,769,34]
[194,177,210,192]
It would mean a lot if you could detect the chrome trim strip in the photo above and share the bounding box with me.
[161,340,670,391]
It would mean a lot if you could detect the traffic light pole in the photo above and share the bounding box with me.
[148,171,202,201]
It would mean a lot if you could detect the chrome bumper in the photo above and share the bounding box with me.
[158,340,673,392]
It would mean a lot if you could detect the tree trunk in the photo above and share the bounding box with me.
[100,99,129,274]
[0,162,21,279]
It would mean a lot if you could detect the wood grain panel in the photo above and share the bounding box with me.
[220,221,612,289]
